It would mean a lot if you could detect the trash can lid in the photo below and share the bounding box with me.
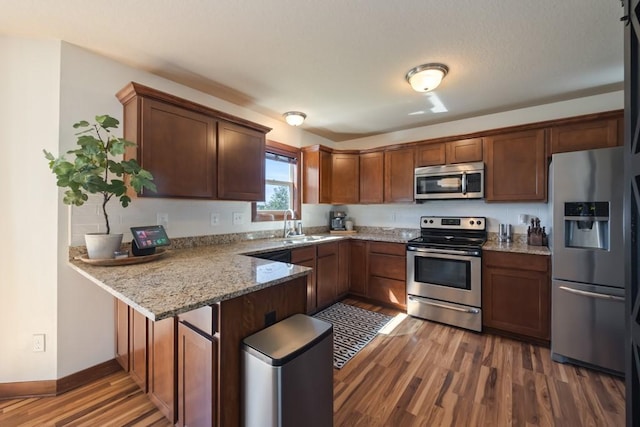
[242,314,332,366]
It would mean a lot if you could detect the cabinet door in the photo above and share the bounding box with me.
[485,129,547,202]
[291,246,317,313]
[148,317,177,423]
[331,153,359,204]
[550,118,620,154]
[302,147,332,204]
[217,121,265,201]
[337,241,350,297]
[316,242,339,309]
[130,308,148,391]
[359,151,384,203]
[482,251,550,342]
[140,98,217,198]
[384,147,415,202]
[415,142,446,167]
[178,322,216,427]
[446,138,483,163]
[115,298,129,371]
[368,242,406,309]
[349,240,368,296]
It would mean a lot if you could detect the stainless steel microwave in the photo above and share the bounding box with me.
[414,162,484,200]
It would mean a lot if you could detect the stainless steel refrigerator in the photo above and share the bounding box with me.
[550,146,625,375]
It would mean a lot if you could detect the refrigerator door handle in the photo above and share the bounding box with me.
[558,286,625,302]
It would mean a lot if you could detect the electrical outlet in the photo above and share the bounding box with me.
[33,334,45,352]
[232,212,243,225]
[157,213,169,229]
[210,212,220,226]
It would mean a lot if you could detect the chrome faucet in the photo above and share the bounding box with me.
[283,209,295,238]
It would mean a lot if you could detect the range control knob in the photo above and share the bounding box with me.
[476,220,482,226]
[429,219,434,224]
[469,220,475,225]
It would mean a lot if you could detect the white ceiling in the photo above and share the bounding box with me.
[0,0,625,142]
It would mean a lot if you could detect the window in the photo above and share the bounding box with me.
[252,140,301,222]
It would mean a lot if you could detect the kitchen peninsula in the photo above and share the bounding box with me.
[70,240,313,426]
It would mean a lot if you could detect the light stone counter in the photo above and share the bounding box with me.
[70,244,312,321]
[69,227,419,321]
[483,239,551,256]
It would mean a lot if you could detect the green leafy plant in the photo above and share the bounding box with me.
[44,115,156,234]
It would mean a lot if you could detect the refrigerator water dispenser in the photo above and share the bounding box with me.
[564,201,609,250]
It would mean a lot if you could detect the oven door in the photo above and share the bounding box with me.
[406,248,481,307]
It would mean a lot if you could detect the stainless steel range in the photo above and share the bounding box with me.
[406,216,486,332]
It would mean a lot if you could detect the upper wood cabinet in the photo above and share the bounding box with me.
[331,153,359,204]
[359,152,384,204]
[550,118,621,154]
[117,82,270,201]
[217,121,265,201]
[446,138,484,164]
[415,138,483,167]
[485,129,547,202]
[415,142,446,167]
[384,147,415,203]
[302,145,332,204]
[138,98,217,198]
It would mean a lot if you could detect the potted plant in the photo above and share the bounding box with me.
[44,114,156,259]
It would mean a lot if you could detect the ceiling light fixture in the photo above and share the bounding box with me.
[283,111,307,126]
[405,63,449,92]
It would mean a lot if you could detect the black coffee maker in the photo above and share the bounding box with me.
[330,211,347,230]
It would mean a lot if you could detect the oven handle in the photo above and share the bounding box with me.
[407,246,479,258]
[408,295,480,314]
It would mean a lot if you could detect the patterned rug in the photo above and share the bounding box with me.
[313,302,394,369]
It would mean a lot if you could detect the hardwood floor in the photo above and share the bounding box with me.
[335,298,625,427]
[0,298,625,426]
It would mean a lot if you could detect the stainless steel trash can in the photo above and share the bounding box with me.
[242,313,333,427]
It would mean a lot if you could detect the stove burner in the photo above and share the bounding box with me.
[408,216,487,253]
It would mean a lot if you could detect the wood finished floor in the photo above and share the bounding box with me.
[0,298,625,426]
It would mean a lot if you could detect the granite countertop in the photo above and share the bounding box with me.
[69,229,417,321]
[482,239,551,256]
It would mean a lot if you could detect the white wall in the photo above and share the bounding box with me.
[0,37,61,381]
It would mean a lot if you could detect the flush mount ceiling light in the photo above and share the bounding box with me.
[405,63,449,92]
[283,111,307,126]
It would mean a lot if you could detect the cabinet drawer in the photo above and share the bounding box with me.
[368,276,406,308]
[317,241,339,257]
[369,253,405,281]
[178,305,218,336]
[291,245,316,262]
[483,250,549,273]
[368,241,406,256]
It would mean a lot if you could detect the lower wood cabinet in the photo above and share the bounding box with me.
[291,245,316,313]
[367,241,407,310]
[482,250,551,344]
[349,240,368,297]
[292,241,349,313]
[177,321,216,427]
[114,276,307,426]
[148,317,177,423]
[316,242,339,309]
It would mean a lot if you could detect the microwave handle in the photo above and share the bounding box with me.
[461,171,467,195]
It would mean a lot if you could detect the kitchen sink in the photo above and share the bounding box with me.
[281,235,339,244]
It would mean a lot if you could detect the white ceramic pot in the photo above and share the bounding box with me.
[85,233,124,259]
